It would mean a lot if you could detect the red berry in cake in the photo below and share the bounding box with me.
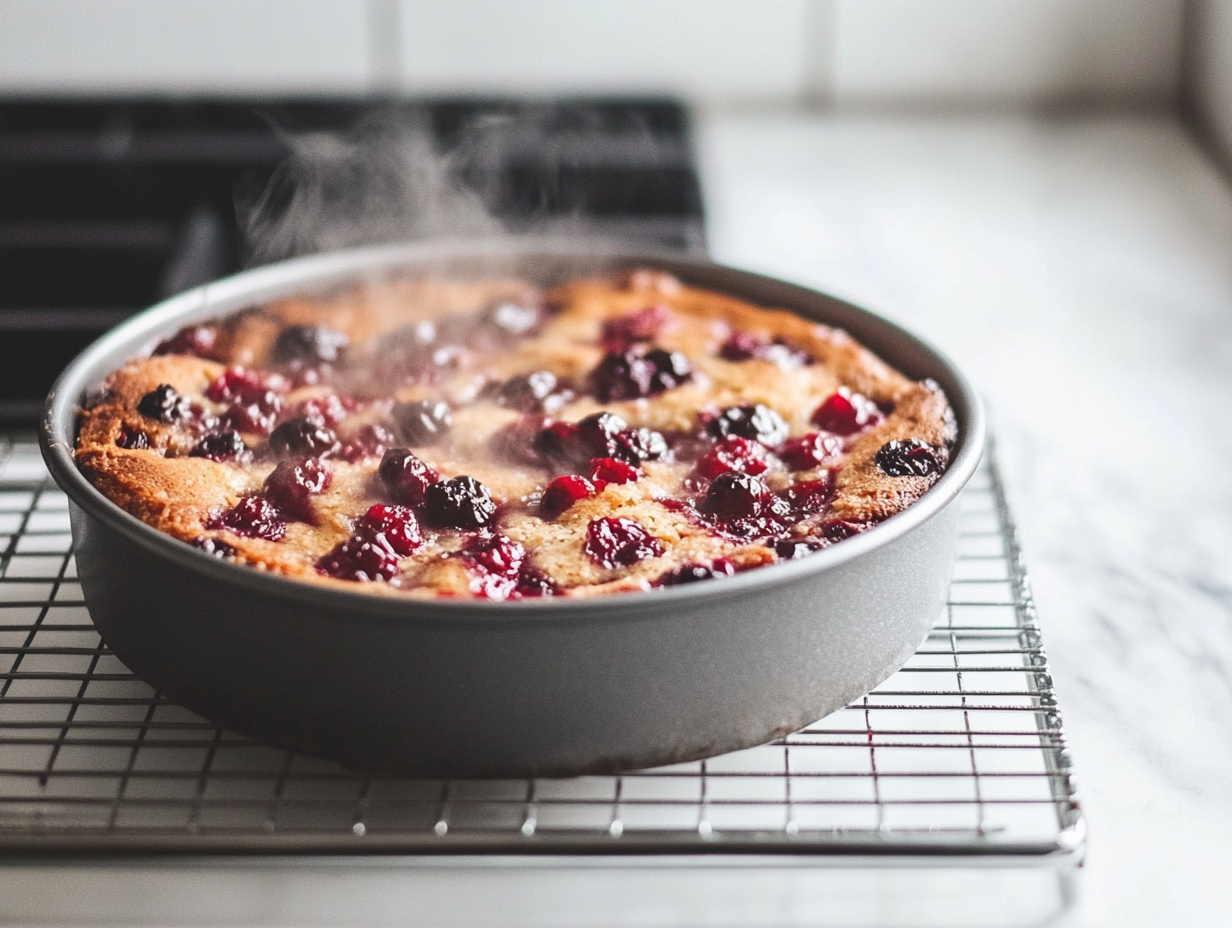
[115,425,149,449]
[392,399,453,446]
[317,538,401,582]
[591,347,692,400]
[269,417,339,460]
[211,495,287,541]
[707,404,789,446]
[424,475,497,529]
[462,532,525,578]
[263,457,331,523]
[778,431,842,470]
[378,448,440,507]
[190,428,250,462]
[584,517,664,569]
[154,324,217,358]
[600,305,669,351]
[270,324,349,365]
[811,387,882,435]
[696,435,770,479]
[206,367,289,405]
[137,384,192,424]
[874,438,942,477]
[704,472,770,522]
[224,392,282,435]
[295,393,348,427]
[656,558,736,586]
[577,411,629,457]
[589,457,639,484]
[779,478,831,517]
[513,565,558,598]
[355,504,422,555]
[339,423,396,462]
[541,475,597,518]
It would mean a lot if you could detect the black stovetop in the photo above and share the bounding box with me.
[0,97,705,425]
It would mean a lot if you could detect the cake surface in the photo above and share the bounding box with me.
[74,269,957,600]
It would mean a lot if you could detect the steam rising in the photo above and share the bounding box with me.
[241,114,503,265]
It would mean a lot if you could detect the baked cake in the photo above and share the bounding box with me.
[74,270,957,599]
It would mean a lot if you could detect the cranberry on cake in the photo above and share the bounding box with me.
[74,270,956,600]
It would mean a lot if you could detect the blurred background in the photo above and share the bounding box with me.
[1,2,1231,926]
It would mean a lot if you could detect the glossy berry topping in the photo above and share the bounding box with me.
[295,393,349,427]
[704,472,770,522]
[211,495,286,541]
[339,423,396,462]
[778,431,842,470]
[205,366,288,405]
[317,537,401,582]
[875,438,942,477]
[189,429,249,462]
[611,426,669,465]
[779,478,831,517]
[591,347,692,400]
[532,421,583,469]
[707,404,789,446]
[115,425,149,450]
[811,388,882,436]
[224,395,281,435]
[270,324,349,365]
[513,565,558,598]
[392,399,453,446]
[192,536,236,559]
[600,305,669,351]
[719,331,810,367]
[497,371,567,413]
[137,384,192,424]
[424,476,497,529]
[584,517,664,569]
[355,504,423,555]
[589,457,639,484]
[462,532,525,578]
[773,539,825,560]
[378,448,440,508]
[576,411,629,456]
[262,458,331,523]
[154,324,217,358]
[541,475,597,518]
[657,558,737,586]
[695,436,770,479]
[269,417,339,460]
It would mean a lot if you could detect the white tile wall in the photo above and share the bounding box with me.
[0,0,1191,105]
[1188,0,1232,166]
[0,0,371,94]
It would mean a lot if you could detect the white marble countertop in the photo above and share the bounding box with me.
[700,107,1232,927]
[2,109,1230,927]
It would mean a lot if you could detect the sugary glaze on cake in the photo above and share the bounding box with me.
[74,270,957,600]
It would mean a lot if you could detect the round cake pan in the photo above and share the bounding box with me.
[40,239,985,777]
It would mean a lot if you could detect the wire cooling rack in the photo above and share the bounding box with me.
[0,437,1082,857]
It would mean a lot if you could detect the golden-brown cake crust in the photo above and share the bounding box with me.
[75,270,956,599]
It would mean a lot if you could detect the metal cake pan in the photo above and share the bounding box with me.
[39,239,985,777]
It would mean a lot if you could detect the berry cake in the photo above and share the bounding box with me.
[74,270,956,600]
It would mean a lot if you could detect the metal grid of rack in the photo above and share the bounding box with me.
[0,437,1081,855]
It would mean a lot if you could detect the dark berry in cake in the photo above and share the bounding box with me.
[591,347,692,400]
[657,558,736,586]
[497,371,570,413]
[577,411,629,457]
[154,324,217,358]
[263,458,331,523]
[600,305,669,351]
[190,429,249,462]
[811,387,883,435]
[137,384,192,424]
[116,425,149,450]
[612,427,669,465]
[696,436,770,479]
[392,399,453,447]
[355,504,422,555]
[270,324,349,365]
[773,539,825,560]
[424,476,497,529]
[317,537,401,582]
[513,565,558,598]
[719,331,810,367]
[707,404,789,447]
[589,457,639,484]
[378,448,439,508]
[875,438,942,477]
[212,495,286,541]
[584,517,664,569]
[779,478,832,517]
[192,536,237,558]
[541,475,597,518]
[532,421,583,469]
[821,519,863,542]
[269,417,339,460]
[778,431,842,470]
[704,472,771,522]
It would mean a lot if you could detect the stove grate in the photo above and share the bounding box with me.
[0,438,1082,855]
